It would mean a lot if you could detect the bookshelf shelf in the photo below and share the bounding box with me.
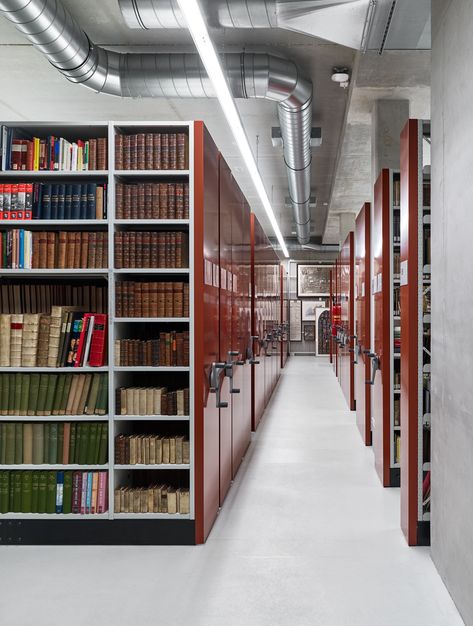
[114,415,189,421]
[114,170,189,177]
[0,464,109,470]
[0,415,108,422]
[114,464,190,470]
[0,269,108,276]
[113,317,189,323]
[114,513,190,519]
[114,366,189,372]
[0,513,109,519]
[114,268,189,274]
[0,170,108,178]
[0,366,108,372]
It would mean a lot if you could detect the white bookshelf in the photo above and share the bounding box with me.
[0,120,194,526]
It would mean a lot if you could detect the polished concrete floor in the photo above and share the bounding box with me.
[0,357,464,625]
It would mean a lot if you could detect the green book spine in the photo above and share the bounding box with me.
[43,374,58,417]
[14,423,23,464]
[43,423,50,463]
[7,373,15,415]
[36,374,50,416]
[95,374,108,415]
[69,423,77,464]
[12,471,22,512]
[31,471,40,513]
[59,374,73,415]
[0,471,9,513]
[32,423,44,464]
[75,423,82,464]
[94,424,102,464]
[13,373,22,416]
[19,374,30,416]
[62,471,72,514]
[5,423,15,465]
[9,470,14,510]
[0,374,6,415]
[57,423,64,464]
[48,423,58,465]
[46,471,56,514]
[37,471,48,513]
[52,375,66,415]
[98,423,108,465]
[78,423,90,465]
[0,423,6,463]
[86,423,98,465]
[27,374,41,416]
[21,470,33,513]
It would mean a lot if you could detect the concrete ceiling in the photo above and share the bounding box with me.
[0,0,355,253]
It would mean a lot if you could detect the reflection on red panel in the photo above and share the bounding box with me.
[355,203,372,445]
[340,232,355,410]
[194,122,220,543]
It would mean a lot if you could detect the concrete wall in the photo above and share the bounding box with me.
[431,1,473,623]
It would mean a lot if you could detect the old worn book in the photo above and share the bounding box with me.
[21,313,40,367]
[9,314,23,367]
[177,488,189,514]
[0,314,11,366]
[36,314,51,367]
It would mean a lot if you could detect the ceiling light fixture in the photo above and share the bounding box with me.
[331,67,350,89]
[176,0,289,258]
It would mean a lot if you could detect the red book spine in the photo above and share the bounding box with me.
[88,313,108,367]
[74,313,92,367]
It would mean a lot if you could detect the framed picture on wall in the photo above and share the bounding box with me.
[302,300,319,322]
[297,264,331,297]
[289,300,302,341]
[303,324,315,342]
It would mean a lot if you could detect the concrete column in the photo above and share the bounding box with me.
[371,99,409,184]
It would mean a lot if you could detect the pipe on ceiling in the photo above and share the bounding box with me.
[0,0,313,244]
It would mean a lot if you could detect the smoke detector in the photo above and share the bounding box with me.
[331,67,350,89]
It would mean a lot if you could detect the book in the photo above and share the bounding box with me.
[115,181,189,219]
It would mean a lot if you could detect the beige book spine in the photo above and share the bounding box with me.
[21,313,41,367]
[10,313,24,367]
[0,314,11,366]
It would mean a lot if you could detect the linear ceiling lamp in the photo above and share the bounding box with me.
[176,0,290,258]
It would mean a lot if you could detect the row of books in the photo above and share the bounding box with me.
[0,182,107,221]
[0,373,108,417]
[0,283,108,315]
[393,178,401,207]
[0,310,107,368]
[394,432,401,464]
[115,281,189,318]
[393,212,400,243]
[114,132,188,171]
[114,231,188,269]
[1,128,107,171]
[115,182,189,220]
[0,422,108,466]
[116,387,189,416]
[114,333,190,367]
[0,230,108,269]
[115,434,189,465]
[0,470,108,514]
[114,484,189,515]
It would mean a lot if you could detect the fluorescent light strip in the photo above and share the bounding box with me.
[176,0,289,258]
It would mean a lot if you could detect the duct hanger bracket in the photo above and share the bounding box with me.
[285,196,317,208]
[271,127,322,148]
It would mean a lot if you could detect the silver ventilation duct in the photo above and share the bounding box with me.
[0,0,313,244]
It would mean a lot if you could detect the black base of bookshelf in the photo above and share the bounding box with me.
[0,519,196,545]
[417,521,430,546]
[390,467,401,487]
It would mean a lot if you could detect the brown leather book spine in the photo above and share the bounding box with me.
[142,231,151,268]
[150,282,158,317]
[115,182,123,219]
[129,184,138,220]
[65,232,74,269]
[122,231,130,268]
[32,231,40,269]
[150,232,158,268]
[173,282,184,318]
[46,231,56,269]
[80,231,89,268]
[57,231,67,269]
[176,132,188,170]
[184,183,189,219]
[157,232,166,268]
[167,183,176,220]
[115,231,123,269]
[103,232,108,269]
[183,331,189,366]
[159,184,168,219]
[159,332,166,366]
[169,133,177,170]
[124,183,132,219]
[133,282,142,317]
[115,133,123,170]
[156,282,166,317]
[145,133,154,170]
[175,183,184,220]
[129,231,137,268]
[164,232,171,268]
[87,231,97,269]
[137,133,145,170]
[183,283,189,317]
[175,232,182,269]
[137,183,145,220]
[153,133,161,170]
[72,231,81,268]
[130,134,137,170]
[123,135,131,171]
[170,232,177,268]
[95,231,104,268]
[144,183,153,220]
[89,138,97,170]
[115,282,123,317]
[152,183,160,219]
[164,282,173,317]
[122,281,130,317]
[97,137,108,170]
[161,134,169,170]
[142,281,150,317]
[136,232,144,268]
